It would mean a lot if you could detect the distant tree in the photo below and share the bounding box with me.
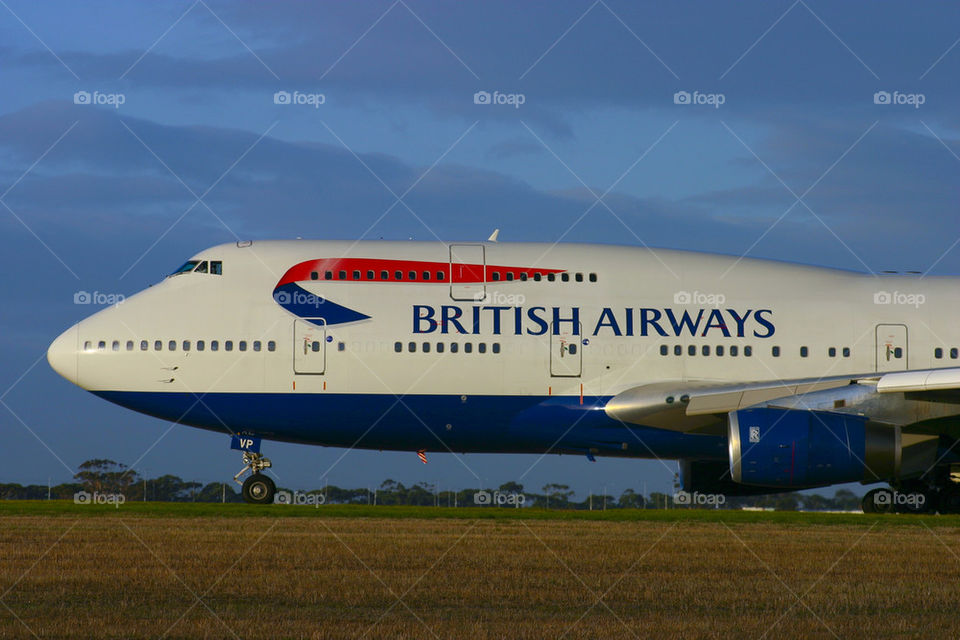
[648,492,672,509]
[618,488,645,509]
[74,459,139,495]
[542,483,574,508]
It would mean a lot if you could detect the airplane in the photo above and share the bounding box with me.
[46,238,960,512]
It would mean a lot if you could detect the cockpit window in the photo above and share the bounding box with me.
[194,261,208,274]
[210,261,222,275]
[171,260,199,276]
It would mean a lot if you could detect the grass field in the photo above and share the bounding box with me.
[2,502,959,639]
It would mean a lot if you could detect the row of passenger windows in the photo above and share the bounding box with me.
[658,345,859,358]
[394,341,501,354]
[84,339,276,353]
[309,269,597,283]
[934,348,960,359]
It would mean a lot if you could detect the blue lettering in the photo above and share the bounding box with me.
[413,305,437,333]
[440,305,467,334]
[639,308,668,337]
[753,309,775,338]
[592,307,622,336]
[701,309,731,337]
[526,307,549,335]
[552,307,580,335]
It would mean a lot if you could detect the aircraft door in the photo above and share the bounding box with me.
[875,324,907,372]
[449,244,485,301]
[294,319,326,374]
[550,322,582,377]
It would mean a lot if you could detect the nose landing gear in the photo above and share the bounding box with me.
[234,451,276,505]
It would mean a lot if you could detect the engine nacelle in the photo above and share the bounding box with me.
[729,407,900,487]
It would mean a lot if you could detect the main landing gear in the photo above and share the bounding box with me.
[234,451,276,505]
[860,477,960,515]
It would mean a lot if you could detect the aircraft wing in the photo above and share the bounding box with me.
[605,368,960,436]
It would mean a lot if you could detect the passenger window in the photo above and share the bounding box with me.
[894,347,903,359]
[154,340,162,351]
[436,271,445,281]
[197,340,205,351]
[140,340,148,351]
[464,343,473,353]
[437,342,445,353]
[211,340,219,351]
[772,346,780,357]
[98,341,106,351]
[505,273,514,281]
[520,273,528,281]
[381,270,389,280]
[325,271,333,280]
[367,270,374,280]
[492,272,500,281]
[951,348,958,359]
[450,343,459,353]
[688,345,696,356]
[168,341,176,351]
[843,347,850,357]
[561,273,570,282]
[567,343,576,355]
[267,341,276,352]
[126,340,134,351]
[225,341,233,351]
[336,342,344,352]
[239,341,247,351]
[338,270,346,280]
[828,347,836,357]
[422,271,430,281]
[112,340,120,351]
[395,270,403,280]
[589,273,597,282]
[935,348,944,359]
[408,342,416,352]
[800,346,809,357]
[210,261,222,275]
[183,341,191,351]
[716,345,724,356]
[674,345,682,356]
[478,343,487,353]
[253,341,261,352]
[744,346,753,357]
[660,345,668,356]
[533,273,542,282]
[394,342,402,353]
[492,343,500,354]
[702,345,710,356]
[730,346,739,356]
[547,273,556,282]
[83,341,92,351]
[310,271,318,280]
[423,342,431,353]
[352,270,360,280]
[408,271,417,280]
[575,273,583,282]
[311,341,320,353]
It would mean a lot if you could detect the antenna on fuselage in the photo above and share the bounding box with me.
[487,228,500,243]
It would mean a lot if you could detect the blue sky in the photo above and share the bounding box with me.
[2,1,960,498]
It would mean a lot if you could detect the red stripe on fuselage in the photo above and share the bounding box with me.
[276,258,564,287]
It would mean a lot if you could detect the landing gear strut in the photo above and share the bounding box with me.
[234,451,275,504]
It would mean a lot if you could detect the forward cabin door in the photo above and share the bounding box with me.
[875,324,907,372]
[449,244,485,301]
[294,319,326,374]
[550,322,583,377]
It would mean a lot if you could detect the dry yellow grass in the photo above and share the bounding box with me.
[1,514,959,639]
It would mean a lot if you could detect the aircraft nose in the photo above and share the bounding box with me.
[47,324,79,385]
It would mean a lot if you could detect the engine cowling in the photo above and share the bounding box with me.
[729,407,900,488]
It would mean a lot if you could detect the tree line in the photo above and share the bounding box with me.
[0,459,864,511]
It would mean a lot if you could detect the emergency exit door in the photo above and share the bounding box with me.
[294,319,326,374]
[449,244,485,301]
[875,324,907,372]
[550,322,582,377]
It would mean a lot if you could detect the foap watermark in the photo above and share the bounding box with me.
[475,290,526,305]
[473,90,526,109]
[274,490,326,507]
[873,90,925,108]
[873,490,925,509]
[874,290,925,308]
[273,90,326,108]
[74,490,125,508]
[673,90,725,108]
[274,290,325,308]
[674,290,726,307]
[74,291,125,306]
[673,491,725,507]
[474,490,526,507]
[73,90,126,108]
